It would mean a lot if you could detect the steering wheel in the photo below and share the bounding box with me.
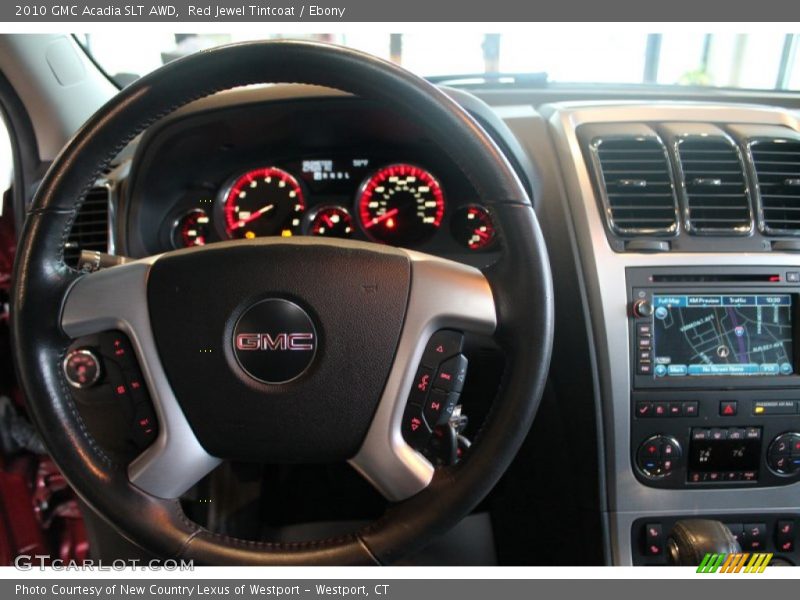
[11,41,553,565]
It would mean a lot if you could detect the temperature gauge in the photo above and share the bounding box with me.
[450,205,496,251]
[306,206,354,238]
[172,209,211,248]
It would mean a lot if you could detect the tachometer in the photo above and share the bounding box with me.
[221,166,305,239]
[357,163,445,246]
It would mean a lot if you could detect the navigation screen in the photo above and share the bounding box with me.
[651,294,794,377]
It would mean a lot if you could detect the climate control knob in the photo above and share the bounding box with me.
[767,433,800,476]
[637,435,682,479]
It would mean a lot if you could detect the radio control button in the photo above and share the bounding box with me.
[402,403,432,450]
[435,354,468,393]
[424,389,459,427]
[639,363,652,375]
[638,324,652,336]
[633,300,654,318]
[421,330,464,368]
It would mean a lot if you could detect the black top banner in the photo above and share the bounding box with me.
[3,0,800,22]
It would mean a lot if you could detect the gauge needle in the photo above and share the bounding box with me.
[230,204,274,229]
[365,208,399,229]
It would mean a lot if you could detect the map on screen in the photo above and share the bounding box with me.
[651,294,793,377]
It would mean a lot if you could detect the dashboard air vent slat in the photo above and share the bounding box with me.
[751,139,800,235]
[676,138,751,235]
[592,137,677,236]
[64,186,110,266]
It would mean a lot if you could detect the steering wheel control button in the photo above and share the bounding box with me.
[232,298,317,384]
[421,330,464,368]
[424,389,460,427]
[409,365,435,405]
[636,435,682,479]
[63,349,102,389]
[131,403,158,447]
[435,354,468,393]
[402,403,432,450]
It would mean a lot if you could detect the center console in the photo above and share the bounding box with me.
[542,101,800,566]
[629,266,800,489]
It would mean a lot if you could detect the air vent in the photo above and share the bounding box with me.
[591,137,678,236]
[64,186,110,266]
[751,139,800,235]
[677,138,752,234]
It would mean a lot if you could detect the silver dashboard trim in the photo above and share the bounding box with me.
[546,102,800,564]
[349,250,497,502]
[60,257,222,498]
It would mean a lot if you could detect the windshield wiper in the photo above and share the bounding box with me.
[427,72,549,88]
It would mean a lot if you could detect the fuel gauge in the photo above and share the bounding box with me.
[172,209,211,248]
[451,205,496,251]
[306,206,354,238]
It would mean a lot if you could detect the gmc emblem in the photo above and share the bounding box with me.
[235,333,315,351]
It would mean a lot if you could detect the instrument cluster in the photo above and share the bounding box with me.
[167,156,497,252]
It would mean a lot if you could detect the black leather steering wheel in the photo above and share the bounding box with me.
[11,41,553,565]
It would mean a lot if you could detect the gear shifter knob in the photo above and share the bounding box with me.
[667,519,741,566]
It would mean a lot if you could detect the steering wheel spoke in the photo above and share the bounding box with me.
[61,258,221,498]
[349,251,496,502]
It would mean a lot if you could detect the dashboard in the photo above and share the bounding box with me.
[63,83,800,567]
[119,94,523,265]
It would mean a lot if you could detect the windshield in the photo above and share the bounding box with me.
[78,32,800,91]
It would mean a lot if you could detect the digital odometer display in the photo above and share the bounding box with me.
[651,294,794,377]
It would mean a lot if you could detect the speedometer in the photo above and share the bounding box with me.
[221,166,305,239]
[356,164,445,246]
